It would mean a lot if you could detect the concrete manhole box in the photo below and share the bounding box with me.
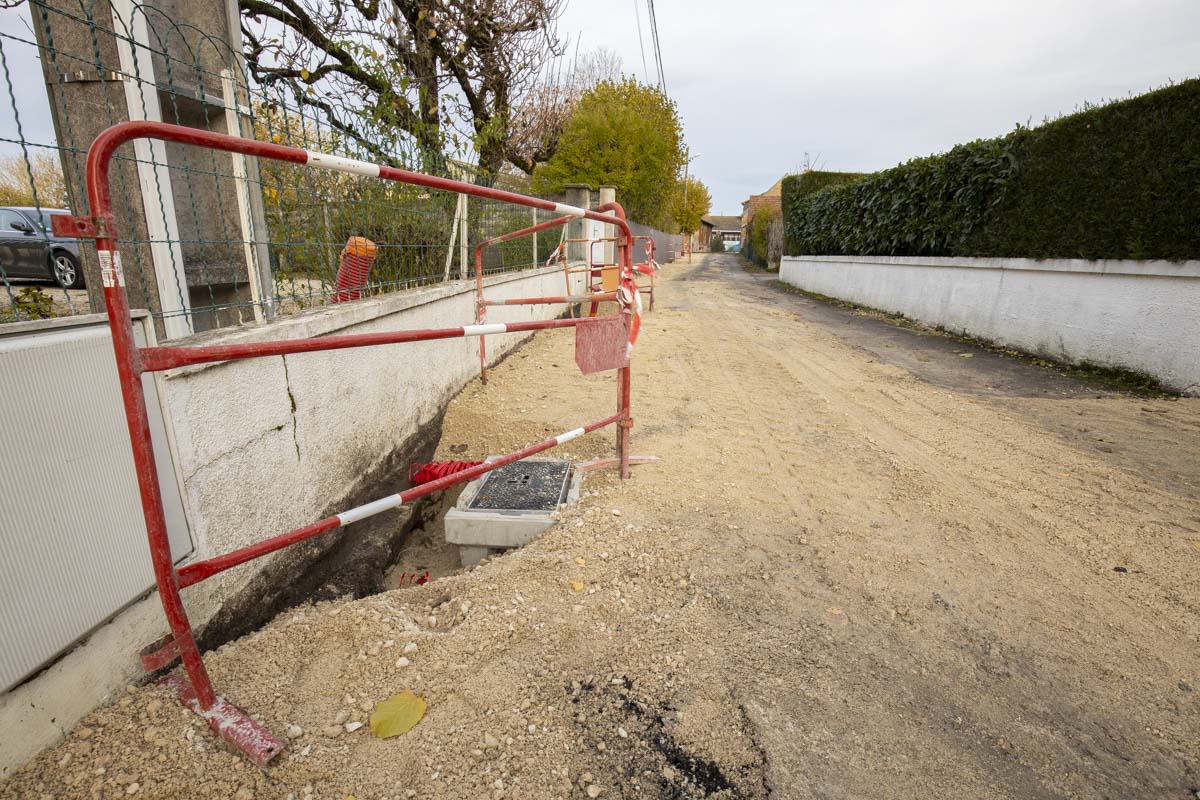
[446,457,582,566]
[466,460,571,512]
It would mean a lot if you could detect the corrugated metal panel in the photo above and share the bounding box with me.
[0,315,191,692]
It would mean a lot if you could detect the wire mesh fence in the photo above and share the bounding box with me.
[0,0,567,339]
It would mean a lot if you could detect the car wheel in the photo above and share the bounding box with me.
[51,250,84,290]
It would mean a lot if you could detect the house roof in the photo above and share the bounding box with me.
[704,215,742,231]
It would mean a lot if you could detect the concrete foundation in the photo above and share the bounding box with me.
[445,458,583,565]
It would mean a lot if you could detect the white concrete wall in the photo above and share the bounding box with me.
[779,255,1200,396]
[0,265,580,777]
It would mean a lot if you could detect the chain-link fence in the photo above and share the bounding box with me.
[0,1,566,339]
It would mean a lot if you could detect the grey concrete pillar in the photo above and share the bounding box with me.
[598,185,616,265]
[564,184,591,266]
[31,2,161,323]
[32,0,268,336]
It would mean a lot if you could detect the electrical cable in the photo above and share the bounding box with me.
[645,0,666,90]
[632,0,651,83]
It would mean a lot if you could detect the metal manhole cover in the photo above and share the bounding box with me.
[467,460,571,511]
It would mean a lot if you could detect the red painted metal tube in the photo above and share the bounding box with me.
[594,201,635,480]
[479,213,574,248]
[177,411,623,588]
[139,316,610,372]
[484,292,617,306]
[84,132,231,710]
[85,122,635,240]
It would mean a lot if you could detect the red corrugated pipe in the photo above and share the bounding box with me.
[408,460,484,486]
[332,236,377,303]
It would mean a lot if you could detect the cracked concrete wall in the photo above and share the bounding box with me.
[0,266,580,777]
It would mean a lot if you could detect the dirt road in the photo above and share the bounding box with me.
[4,253,1198,799]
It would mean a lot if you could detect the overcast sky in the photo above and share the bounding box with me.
[2,1,1197,217]
[558,0,1200,214]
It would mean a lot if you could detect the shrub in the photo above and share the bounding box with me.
[767,213,785,268]
[6,286,56,321]
[783,79,1200,261]
[749,206,778,267]
[709,234,725,253]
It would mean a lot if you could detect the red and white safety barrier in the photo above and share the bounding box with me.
[64,120,646,767]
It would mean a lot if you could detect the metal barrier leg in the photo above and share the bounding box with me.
[99,242,285,767]
[618,364,631,479]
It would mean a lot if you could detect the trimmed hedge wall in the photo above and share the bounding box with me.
[781,171,866,202]
[784,79,1200,261]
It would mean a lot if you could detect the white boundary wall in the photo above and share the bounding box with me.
[0,265,580,776]
[779,255,1200,396]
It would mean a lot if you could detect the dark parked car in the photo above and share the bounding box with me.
[0,206,84,289]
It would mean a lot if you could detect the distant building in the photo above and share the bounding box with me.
[740,178,785,249]
[704,215,742,251]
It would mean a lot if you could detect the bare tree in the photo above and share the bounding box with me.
[506,47,621,175]
[240,0,566,180]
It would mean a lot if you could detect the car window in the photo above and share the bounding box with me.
[0,210,23,232]
[37,211,54,233]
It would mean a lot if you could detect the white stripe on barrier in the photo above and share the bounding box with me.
[552,202,587,217]
[337,493,404,526]
[556,427,586,444]
[305,150,382,178]
[463,323,508,336]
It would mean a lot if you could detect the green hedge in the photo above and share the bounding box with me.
[782,171,866,202]
[783,79,1200,261]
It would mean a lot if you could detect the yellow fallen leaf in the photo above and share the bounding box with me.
[827,607,843,615]
[574,557,585,566]
[959,353,974,358]
[569,580,585,592]
[369,690,426,739]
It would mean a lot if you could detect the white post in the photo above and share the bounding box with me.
[220,69,265,323]
[442,205,460,282]
[532,207,538,266]
[109,0,192,339]
[458,192,469,281]
[599,185,616,265]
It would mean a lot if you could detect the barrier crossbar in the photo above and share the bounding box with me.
[472,216,647,384]
[57,121,645,766]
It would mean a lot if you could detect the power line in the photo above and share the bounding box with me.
[644,0,666,91]
[632,0,651,83]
